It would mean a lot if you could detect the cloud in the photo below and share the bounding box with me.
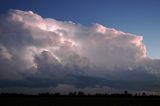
[0,9,160,93]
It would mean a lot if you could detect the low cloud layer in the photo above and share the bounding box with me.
[0,9,160,93]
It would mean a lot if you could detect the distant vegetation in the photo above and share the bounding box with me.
[0,91,159,97]
[1,91,160,106]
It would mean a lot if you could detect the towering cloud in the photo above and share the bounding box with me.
[0,9,160,93]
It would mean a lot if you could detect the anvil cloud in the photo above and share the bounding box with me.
[0,10,160,93]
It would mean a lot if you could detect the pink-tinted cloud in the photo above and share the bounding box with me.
[0,10,160,92]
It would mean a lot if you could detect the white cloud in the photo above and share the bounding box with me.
[0,9,160,92]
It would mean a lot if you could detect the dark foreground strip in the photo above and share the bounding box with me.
[1,97,160,106]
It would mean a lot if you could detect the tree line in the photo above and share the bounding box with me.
[0,91,159,97]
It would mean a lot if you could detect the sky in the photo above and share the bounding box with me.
[0,0,160,94]
[0,0,160,58]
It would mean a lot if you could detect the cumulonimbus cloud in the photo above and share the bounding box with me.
[0,9,160,92]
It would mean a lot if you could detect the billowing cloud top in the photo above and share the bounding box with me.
[0,9,160,93]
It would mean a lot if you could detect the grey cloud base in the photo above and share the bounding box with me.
[0,9,160,93]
